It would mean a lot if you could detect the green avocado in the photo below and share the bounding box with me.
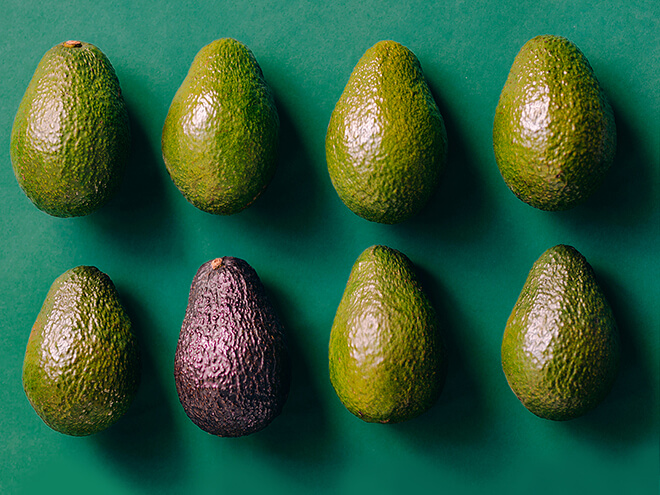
[11,40,130,217]
[22,266,140,436]
[326,40,447,224]
[162,38,279,215]
[493,35,616,211]
[501,245,620,421]
[174,257,290,437]
[329,245,446,423]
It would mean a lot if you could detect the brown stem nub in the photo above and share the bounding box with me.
[63,40,83,48]
[211,258,224,270]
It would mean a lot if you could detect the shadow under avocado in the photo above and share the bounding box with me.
[93,288,187,486]
[86,104,183,259]
[391,79,495,241]
[389,266,504,475]
[556,101,655,229]
[231,280,342,480]
[234,95,325,234]
[560,269,657,447]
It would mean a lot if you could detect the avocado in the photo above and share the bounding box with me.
[162,38,279,215]
[326,40,447,224]
[174,257,290,436]
[11,40,130,217]
[22,266,140,436]
[329,245,446,423]
[493,35,616,211]
[501,245,620,420]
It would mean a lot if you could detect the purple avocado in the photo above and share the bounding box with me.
[174,257,290,437]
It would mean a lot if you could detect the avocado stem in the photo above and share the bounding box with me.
[211,258,224,270]
[63,40,83,48]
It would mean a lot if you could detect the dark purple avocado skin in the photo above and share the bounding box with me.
[174,257,290,437]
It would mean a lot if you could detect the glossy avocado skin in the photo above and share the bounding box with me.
[326,41,447,224]
[329,245,446,423]
[493,35,616,211]
[501,245,620,421]
[22,266,140,436]
[11,41,130,217]
[162,38,279,215]
[174,257,290,437]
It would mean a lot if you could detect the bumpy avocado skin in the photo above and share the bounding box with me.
[493,35,616,211]
[161,38,279,215]
[501,245,620,421]
[22,266,140,436]
[11,41,130,217]
[329,245,446,423]
[174,257,290,437]
[326,41,448,224]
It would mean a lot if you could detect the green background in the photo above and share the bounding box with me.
[1,1,658,494]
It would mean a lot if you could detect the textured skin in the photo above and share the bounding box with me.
[162,38,279,215]
[174,257,290,436]
[501,245,620,421]
[326,41,447,224]
[493,35,616,211]
[329,245,446,423]
[22,266,140,436]
[11,41,130,217]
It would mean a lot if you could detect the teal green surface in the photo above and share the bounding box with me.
[1,1,658,494]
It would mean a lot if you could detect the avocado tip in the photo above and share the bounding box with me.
[211,258,224,270]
